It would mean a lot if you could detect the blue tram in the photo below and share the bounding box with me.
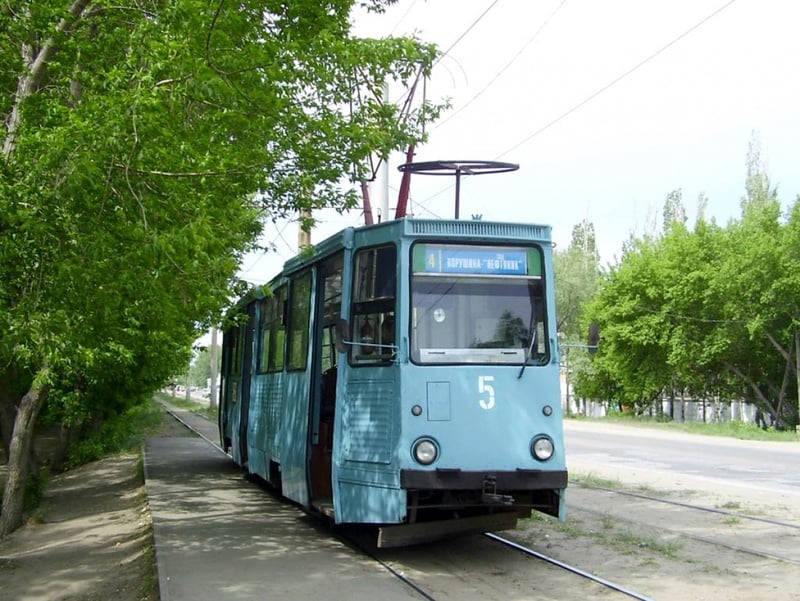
[218,217,567,546]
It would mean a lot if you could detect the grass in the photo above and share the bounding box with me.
[568,472,669,500]
[569,413,800,442]
[153,392,217,421]
[138,538,159,601]
[521,511,682,559]
[607,527,681,558]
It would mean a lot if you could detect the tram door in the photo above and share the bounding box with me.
[218,325,238,452]
[332,244,401,523]
[230,304,255,466]
[309,253,343,509]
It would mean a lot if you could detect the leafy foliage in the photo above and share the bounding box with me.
[577,156,800,428]
[64,400,165,468]
[0,0,443,535]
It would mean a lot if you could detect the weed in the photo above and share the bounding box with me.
[66,402,165,468]
[610,529,681,558]
[569,472,623,489]
[24,469,48,513]
[530,509,683,560]
[138,525,159,600]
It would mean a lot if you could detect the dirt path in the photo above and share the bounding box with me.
[0,412,189,601]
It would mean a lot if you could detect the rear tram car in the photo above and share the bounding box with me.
[219,217,567,546]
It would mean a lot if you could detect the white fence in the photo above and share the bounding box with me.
[562,378,766,425]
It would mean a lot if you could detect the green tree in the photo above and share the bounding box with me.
[715,197,798,428]
[187,347,218,389]
[662,188,687,231]
[553,220,602,412]
[0,0,442,537]
[579,235,675,411]
[578,151,799,428]
[554,219,601,339]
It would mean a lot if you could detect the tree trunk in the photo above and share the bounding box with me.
[0,363,30,459]
[0,370,49,539]
[2,0,92,156]
[0,392,16,460]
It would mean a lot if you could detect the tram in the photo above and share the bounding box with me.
[218,216,567,546]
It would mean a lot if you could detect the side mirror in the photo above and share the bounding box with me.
[334,318,350,353]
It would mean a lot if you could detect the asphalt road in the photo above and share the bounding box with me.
[562,419,800,502]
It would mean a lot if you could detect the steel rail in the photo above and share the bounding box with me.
[572,480,800,530]
[161,406,229,456]
[485,532,655,601]
[573,502,800,565]
[161,409,654,598]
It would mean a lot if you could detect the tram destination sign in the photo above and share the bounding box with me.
[419,244,529,276]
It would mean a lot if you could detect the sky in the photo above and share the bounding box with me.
[238,0,800,285]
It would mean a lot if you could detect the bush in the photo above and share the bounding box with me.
[66,401,164,468]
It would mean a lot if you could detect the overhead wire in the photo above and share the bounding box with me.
[398,0,505,213]
[388,0,420,35]
[411,0,740,214]
[433,0,567,130]
[238,217,294,280]
[496,0,740,160]
[376,1,504,217]
[432,0,501,69]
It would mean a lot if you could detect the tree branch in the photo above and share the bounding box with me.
[3,0,93,156]
[112,164,256,178]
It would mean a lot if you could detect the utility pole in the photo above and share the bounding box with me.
[299,208,311,249]
[209,326,218,410]
[795,326,799,433]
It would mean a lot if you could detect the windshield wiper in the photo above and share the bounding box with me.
[517,321,537,380]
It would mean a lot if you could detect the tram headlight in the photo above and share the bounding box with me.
[412,438,439,465]
[530,435,555,461]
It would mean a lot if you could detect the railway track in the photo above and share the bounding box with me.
[569,479,800,565]
[484,533,654,601]
[575,479,800,530]
[161,403,800,599]
[344,528,654,601]
[162,404,653,600]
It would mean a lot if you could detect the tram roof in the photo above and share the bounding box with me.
[226,217,554,311]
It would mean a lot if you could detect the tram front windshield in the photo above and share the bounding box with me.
[410,275,547,365]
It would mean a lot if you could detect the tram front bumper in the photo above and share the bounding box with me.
[401,468,568,491]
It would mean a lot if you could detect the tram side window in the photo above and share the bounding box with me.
[287,272,312,371]
[233,326,244,373]
[225,327,242,374]
[257,298,270,373]
[321,253,343,373]
[222,326,243,404]
[257,290,285,373]
[267,287,287,372]
[351,245,396,364]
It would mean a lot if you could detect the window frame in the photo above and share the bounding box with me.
[287,271,312,371]
[349,244,397,366]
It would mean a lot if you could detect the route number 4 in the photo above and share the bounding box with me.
[478,375,495,410]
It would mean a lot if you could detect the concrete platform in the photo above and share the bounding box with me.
[144,410,420,600]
